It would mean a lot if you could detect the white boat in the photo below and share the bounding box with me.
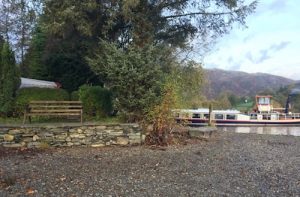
[175,95,300,126]
[20,78,61,89]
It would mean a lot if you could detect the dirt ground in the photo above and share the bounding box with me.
[0,132,299,196]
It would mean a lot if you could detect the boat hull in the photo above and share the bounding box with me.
[176,118,300,126]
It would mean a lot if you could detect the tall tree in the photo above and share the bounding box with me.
[0,35,6,101]
[0,42,20,115]
[88,41,165,121]
[0,0,42,74]
[23,23,48,79]
[14,0,39,74]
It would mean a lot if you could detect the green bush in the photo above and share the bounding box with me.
[70,91,79,101]
[15,88,69,116]
[78,85,112,117]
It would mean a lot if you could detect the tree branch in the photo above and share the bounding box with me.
[163,10,235,19]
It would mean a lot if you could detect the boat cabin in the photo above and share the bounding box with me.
[255,95,273,113]
[174,109,250,121]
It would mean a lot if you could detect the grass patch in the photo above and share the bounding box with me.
[0,117,23,124]
[234,101,254,112]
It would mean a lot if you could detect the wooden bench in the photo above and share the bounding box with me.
[23,101,83,124]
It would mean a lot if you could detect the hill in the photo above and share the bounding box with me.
[204,68,295,98]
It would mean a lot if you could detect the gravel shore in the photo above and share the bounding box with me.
[0,132,299,196]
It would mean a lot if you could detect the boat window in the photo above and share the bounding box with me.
[226,114,236,120]
[215,114,224,120]
[263,114,270,120]
[192,113,201,118]
[250,114,257,120]
[258,97,270,105]
[203,114,209,119]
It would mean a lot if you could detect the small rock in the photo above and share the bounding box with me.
[3,143,24,148]
[128,133,141,138]
[132,124,139,128]
[69,129,77,133]
[141,134,146,142]
[50,128,65,133]
[78,134,86,139]
[27,142,42,148]
[70,133,85,138]
[66,137,71,142]
[104,130,114,133]
[22,133,35,137]
[8,129,22,135]
[39,132,54,137]
[56,134,67,140]
[33,135,40,142]
[114,126,122,130]
[116,137,129,145]
[95,126,107,130]
[91,144,105,148]
[109,131,123,136]
[4,134,14,142]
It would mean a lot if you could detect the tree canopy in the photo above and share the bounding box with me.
[42,0,257,48]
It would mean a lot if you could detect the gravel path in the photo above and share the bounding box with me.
[0,132,299,196]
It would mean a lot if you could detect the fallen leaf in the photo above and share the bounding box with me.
[26,188,35,195]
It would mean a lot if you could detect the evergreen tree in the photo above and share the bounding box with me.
[88,41,165,121]
[23,24,48,79]
[0,42,20,115]
[0,36,5,104]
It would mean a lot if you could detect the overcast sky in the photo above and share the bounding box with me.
[202,0,300,80]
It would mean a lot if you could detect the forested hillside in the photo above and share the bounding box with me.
[204,68,295,98]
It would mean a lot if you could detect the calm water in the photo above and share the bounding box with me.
[218,126,300,137]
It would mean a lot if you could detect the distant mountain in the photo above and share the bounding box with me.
[204,69,295,98]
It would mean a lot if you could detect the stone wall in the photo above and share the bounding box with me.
[0,124,145,148]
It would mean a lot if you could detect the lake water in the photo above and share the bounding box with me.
[218,126,300,137]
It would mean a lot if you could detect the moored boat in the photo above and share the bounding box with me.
[175,95,300,126]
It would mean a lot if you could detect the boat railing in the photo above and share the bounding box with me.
[279,113,300,120]
[248,112,300,120]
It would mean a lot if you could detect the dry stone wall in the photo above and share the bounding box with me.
[0,124,144,148]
